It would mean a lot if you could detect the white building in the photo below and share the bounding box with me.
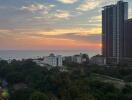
[57,55,63,67]
[43,53,63,67]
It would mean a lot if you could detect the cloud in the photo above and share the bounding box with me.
[0,27,101,50]
[129,8,132,18]
[54,10,71,19]
[88,15,101,23]
[36,27,101,35]
[57,0,78,4]
[24,32,101,50]
[0,29,11,33]
[21,3,55,14]
[37,33,101,43]
[0,27,101,42]
[23,32,101,50]
[76,0,117,11]
[77,0,101,11]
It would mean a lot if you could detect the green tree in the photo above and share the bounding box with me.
[11,88,33,100]
[77,94,97,100]
[29,92,49,100]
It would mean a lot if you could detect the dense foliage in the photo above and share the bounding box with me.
[0,60,132,100]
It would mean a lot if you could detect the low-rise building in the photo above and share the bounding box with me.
[72,53,89,64]
[63,54,89,64]
[63,56,73,64]
[90,55,106,65]
[73,55,82,64]
[43,53,63,67]
[33,54,63,67]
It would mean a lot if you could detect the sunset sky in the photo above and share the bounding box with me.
[0,0,132,53]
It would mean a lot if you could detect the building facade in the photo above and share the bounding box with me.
[90,55,106,65]
[102,0,128,64]
[73,55,82,64]
[72,54,89,64]
[124,19,132,64]
[44,53,63,67]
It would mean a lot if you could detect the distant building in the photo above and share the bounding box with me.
[81,54,89,64]
[33,59,45,67]
[63,56,73,64]
[73,55,82,64]
[90,55,106,65]
[72,53,89,64]
[7,59,12,63]
[57,55,63,67]
[63,54,89,64]
[43,53,63,67]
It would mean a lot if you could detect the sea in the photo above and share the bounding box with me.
[0,50,100,60]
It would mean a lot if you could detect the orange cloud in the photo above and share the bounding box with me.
[0,27,101,50]
[38,27,101,35]
[0,35,101,50]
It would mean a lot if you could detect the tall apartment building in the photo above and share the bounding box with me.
[124,19,132,64]
[102,0,128,64]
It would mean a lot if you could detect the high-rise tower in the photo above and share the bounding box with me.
[102,0,128,64]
